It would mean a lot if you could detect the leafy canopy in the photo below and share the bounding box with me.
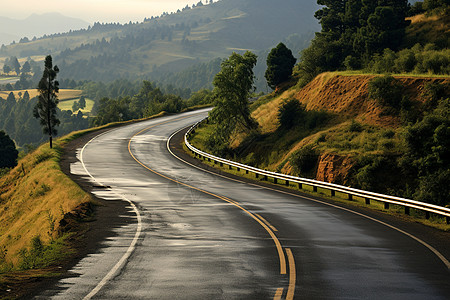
[0,130,18,168]
[207,51,258,154]
[265,43,297,89]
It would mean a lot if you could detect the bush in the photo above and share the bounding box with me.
[394,49,417,73]
[344,55,360,70]
[348,119,363,132]
[368,75,404,111]
[278,99,305,130]
[289,144,319,176]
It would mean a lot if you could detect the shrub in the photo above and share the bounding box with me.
[369,75,404,111]
[344,55,360,70]
[289,144,319,176]
[278,99,305,130]
[394,49,417,73]
[348,119,363,132]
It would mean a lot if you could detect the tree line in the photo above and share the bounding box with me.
[295,0,449,86]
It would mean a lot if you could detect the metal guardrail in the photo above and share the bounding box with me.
[185,119,450,224]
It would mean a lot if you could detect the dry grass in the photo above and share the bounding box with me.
[0,111,167,270]
[0,89,82,101]
[0,137,91,267]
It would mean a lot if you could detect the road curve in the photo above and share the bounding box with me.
[37,110,450,299]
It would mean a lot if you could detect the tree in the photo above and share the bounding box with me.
[33,55,60,149]
[72,101,79,112]
[265,43,297,89]
[6,92,16,106]
[78,96,86,109]
[21,61,31,74]
[278,99,305,130]
[23,91,30,101]
[3,64,11,75]
[207,52,258,154]
[10,56,21,75]
[0,130,18,168]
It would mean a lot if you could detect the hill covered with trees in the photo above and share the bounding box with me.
[0,0,320,90]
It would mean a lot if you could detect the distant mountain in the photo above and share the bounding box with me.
[1,0,320,90]
[0,13,90,45]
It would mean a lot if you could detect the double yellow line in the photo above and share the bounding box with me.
[127,117,296,299]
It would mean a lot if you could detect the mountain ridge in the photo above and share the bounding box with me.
[0,13,90,46]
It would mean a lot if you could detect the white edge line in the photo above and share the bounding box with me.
[80,129,143,300]
[167,126,450,271]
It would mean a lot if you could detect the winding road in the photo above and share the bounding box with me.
[37,109,450,299]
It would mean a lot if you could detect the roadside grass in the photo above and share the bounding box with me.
[0,110,167,294]
[58,98,95,115]
[187,127,450,232]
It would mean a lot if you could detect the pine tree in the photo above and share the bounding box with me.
[33,55,60,149]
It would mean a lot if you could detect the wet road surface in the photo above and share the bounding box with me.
[37,110,450,299]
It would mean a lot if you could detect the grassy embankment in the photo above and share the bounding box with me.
[187,71,450,231]
[0,111,166,298]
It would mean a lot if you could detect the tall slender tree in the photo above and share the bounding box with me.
[33,55,60,148]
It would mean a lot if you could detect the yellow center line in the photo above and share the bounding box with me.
[255,213,278,232]
[127,120,287,275]
[286,248,296,300]
[273,288,284,300]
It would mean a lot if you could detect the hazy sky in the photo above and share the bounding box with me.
[1,0,201,23]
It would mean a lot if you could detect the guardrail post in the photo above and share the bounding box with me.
[405,207,410,215]
[256,173,259,178]
[365,198,370,205]
[313,186,318,192]
[348,194,353,201]
[220,162,223,167]
[285,180,289,186]
[264,175,268,181]
[274,178,278,184]
[229,165,232,170]
[214,160,217,165]
[299,183,302,189]
[237,167,240,172]
[425,212,430,219]
[246,170,249,174]
[331,190,335,197]
[384,203,389,210]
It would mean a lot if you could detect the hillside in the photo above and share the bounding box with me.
[0,131,92,291]
[191,71,449,206]
[0,0,319,84]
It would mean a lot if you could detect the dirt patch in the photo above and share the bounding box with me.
[294,73,450,127]
[316,153,354,185]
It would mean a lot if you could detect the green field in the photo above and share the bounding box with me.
[58,98,95,115]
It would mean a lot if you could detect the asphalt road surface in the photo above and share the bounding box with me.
[37,109,450,299]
